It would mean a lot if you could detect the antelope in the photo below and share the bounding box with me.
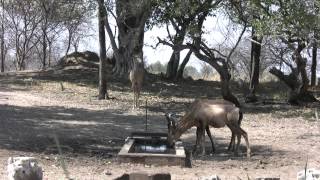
[173,99,241,153]
[165,99,250,158]
[192,99,242,153]
[129,59,144,109]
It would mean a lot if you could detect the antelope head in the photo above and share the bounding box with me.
[165,112,178,147]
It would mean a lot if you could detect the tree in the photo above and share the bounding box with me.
[151,0,221,80]
[98,0,109,99]
[158,0,246,107]
[5,0,42,70]
[1,1,95,71]
[176,50,192,80]
[247,29,263,102]
[311,41,317,86]
[62,1,92,57]
[226,0,265,102]
[101,0,151,76]
[256,0,320,104]
[37,0,62,70]
[0,0,5,72]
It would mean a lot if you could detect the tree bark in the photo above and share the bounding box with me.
[0,0,4,72]
[98,0,108,99]
[176,50,192,80]
[218,64,240,108]
[166,51,180,79]
[111,0,150,76]
[246,29,262,103]
[192,49,241,107]
[166,34,185,79]
[311,42,317,86]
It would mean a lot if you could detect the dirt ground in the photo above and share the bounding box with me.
[0,69,319,180]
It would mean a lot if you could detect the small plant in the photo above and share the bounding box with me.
[53,134,73,180]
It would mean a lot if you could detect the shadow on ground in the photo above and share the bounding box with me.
[0,104,167,157]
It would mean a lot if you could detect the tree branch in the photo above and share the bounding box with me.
[166,24,173,43]
[227,23,247,62]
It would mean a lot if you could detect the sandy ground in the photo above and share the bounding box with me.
[0,70,319,180]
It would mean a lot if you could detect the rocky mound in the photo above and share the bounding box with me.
[56,51,99,69]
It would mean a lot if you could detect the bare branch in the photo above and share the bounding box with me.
[166,24,173,43]
[227,23,247,62]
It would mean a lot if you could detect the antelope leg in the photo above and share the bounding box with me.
[205,126,215,153]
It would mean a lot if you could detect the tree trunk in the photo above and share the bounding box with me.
[246,29,262,103]
[98,0,108,100]
[65,29,72,57]
[48,41,52,67]
[42,28,47,70]
[311,42,317,86]
[166,51,180,79]
[74,44,78,53]
[193,50,241,107]
[176,50,192,80]
[269,42,318,105]
[0,19,4,72]
[166,34,185,79]
[219,69,240,108]
[16,51,26,71]
[110,0,150,76]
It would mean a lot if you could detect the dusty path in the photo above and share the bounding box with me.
[0,72,319,179]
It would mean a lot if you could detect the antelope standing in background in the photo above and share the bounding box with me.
[129,59,144,109]
[165,99,250,158]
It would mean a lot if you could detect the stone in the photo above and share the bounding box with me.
[114,172,171,180]
[7,157,43,180]
[199,175,221,180]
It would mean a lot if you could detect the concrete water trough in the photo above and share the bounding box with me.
[118,132,186,166]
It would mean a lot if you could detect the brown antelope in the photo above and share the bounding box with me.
[129,59,144,109]
[172,99,241,154]
[165,99,250,158]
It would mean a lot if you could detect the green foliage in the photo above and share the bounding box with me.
[252,0,320,39]
[147,0,220,33]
